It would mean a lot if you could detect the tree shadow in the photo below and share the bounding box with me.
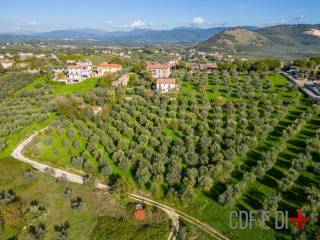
[205,181,226,201]
[257,174,278,189]
[242,188,266,210]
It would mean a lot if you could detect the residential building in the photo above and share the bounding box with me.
[146,63,171,78]
[112,74,129,86]
[187,62,218,72]
[201,63,218,72]
[19,52,33,60]
[156,78,176,92]
[17,63,28,69]
[97,63,122,76]
[67,60,93,83]
[35,54,46,59]
[79,105,102,114]
[0,59,14,69]
[187,63,201,71]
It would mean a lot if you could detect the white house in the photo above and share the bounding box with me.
[146,63,171,79]
[67,60,93,83]
[0,59,14,69]
[156,78,176,93]
[97,63,122,76]
[112,74,129,86]
[19,53,33,60]
[35,54,46,59]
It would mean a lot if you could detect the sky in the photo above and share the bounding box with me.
[0,0,319,33]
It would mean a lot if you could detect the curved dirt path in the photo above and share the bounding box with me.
[11,129,229,240]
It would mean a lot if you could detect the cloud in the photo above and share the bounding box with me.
[192,17,205,25]
[105,20,113,25]
[131,20,145,28]
[16,21,38,27]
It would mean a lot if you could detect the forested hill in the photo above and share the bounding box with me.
[196,24,320,58]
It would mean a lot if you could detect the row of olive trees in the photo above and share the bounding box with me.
[218,104,320,206]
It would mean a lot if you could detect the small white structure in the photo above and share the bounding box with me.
[67,61,92,83]
[168,60,178,67]
[146,63,171,79]
[156,78,176,93]
[90,106,102,114]
[79,105,102,114]
[35,54,46,59]
[97,63,122,76]
[19,53,33,60]
[51,53,58,59]
[112,74,129,86]
[0,59,14,69]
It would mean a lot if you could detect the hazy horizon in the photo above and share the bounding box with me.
[1,0,319,33]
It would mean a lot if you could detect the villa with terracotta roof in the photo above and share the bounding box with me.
[146,63,171,78]
[97,62,122,76]
[156,78,176,92]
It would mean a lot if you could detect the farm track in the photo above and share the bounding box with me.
[11,128,230,240]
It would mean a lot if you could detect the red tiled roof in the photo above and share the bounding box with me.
[98,63,122,68]
[156,78,176,84]
[90,106,101,112]
[79,105,102,112]
[135,209,145,220]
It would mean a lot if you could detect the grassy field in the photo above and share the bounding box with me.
[17,76,99,96]
[0,157,170,240]
[52,77,99,95]
[84,55,106,65]
[0,157,113,239]
[90,214,170,240]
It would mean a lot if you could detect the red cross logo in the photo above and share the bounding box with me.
[291,209,311,231]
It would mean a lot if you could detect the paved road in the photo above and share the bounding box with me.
[282,72,320,100]
[11,129,229,240]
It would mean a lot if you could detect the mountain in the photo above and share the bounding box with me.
[197,28,268,53]
[32,27,231,43]
[122,27,230,43]
[0,27,256,44]
[196,24,320,58]
[256,24,320,46]
[1,24,320,58]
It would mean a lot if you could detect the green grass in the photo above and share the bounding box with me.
[50,77,99,95]
[0,157,121,240]
[0,114,55,159]
[17,75,99,96]
[85,55,106,65]
[90,215,169,240]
